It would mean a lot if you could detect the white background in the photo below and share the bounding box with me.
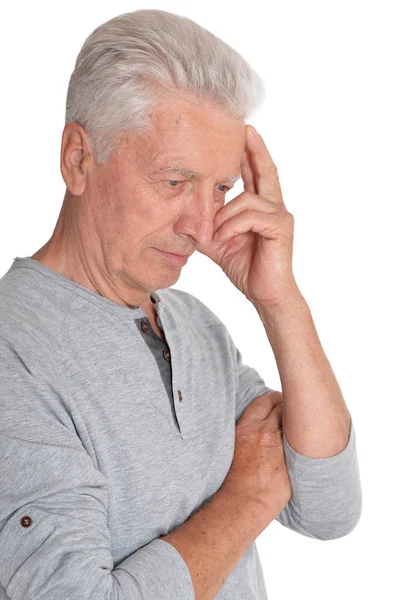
[0,1,398,598]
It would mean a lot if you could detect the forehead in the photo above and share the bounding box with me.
[131,95,246,178]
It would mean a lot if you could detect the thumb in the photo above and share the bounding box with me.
[237,391,282,425]
[262,401,283,433]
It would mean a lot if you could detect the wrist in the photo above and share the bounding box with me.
[216,486,275,528]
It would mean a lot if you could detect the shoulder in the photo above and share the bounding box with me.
[157,288,228,329]
[0,267,66,381]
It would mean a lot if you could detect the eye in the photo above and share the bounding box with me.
[165,181,231,192]
[166,180,182,187]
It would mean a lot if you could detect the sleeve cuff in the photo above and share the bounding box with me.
[283,416,356,473]
[114,538,194,599]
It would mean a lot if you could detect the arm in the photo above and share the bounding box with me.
[162,489,271,600]
[231,316,362,541]
[254,291,352,457]
[253,291,362,539]
[0,339,193,599]
[276,414,362,540]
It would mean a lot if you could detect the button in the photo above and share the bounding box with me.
[178,390,183,401]
[163,349,171,361]
[20,516,32,528]
[141,321,149,333]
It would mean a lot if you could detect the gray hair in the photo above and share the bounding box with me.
[65,9,266,166]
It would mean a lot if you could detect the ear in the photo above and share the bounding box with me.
[60,123,94,196]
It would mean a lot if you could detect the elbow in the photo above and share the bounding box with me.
[315,503,362,541]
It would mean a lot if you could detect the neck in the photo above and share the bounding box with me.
[30,191,153,311]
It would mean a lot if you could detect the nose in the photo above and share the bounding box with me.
[174,189,219,247]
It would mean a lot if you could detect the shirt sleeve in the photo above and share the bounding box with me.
[0,338,194,600]
[276,416,362,540]
[234,346,275,422]
[231,337,362,541]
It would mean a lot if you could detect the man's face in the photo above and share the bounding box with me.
[85,94,247,293]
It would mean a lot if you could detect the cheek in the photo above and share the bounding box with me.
[119,188,172,236]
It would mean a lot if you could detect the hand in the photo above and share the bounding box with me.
[220,392,292,518]
[197,125,300,308]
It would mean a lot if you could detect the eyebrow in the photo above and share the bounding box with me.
[159,166,241,184]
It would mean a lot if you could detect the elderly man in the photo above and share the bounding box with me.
[0,9,361,600]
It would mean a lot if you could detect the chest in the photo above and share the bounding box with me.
[60,318,237,564]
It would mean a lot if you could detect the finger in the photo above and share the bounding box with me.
[241,145,256,194]
[212,191,276,237]
[238,393,282,423]
[245,125,285,207]
[213,209,281,243]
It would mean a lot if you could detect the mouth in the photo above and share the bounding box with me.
[158,250,190,257]
[153,248,191,265]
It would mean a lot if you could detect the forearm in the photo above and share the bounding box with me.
[254,289,352,458]
[161,489,272,600]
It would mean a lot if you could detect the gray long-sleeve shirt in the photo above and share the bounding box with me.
[0,256,362,599]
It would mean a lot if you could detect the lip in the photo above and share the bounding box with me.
[154,248,190,265]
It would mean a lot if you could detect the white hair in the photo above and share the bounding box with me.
[65,9,266,166]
